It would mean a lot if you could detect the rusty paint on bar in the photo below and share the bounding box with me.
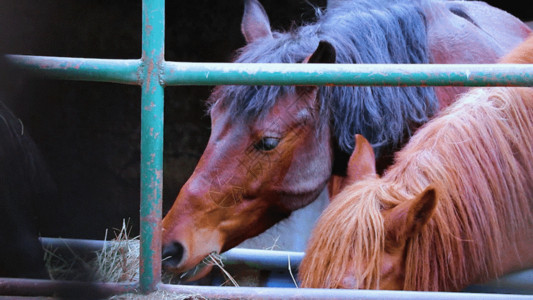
[139,0,165,294]
[5,55,141,85]
[162,61,533,87]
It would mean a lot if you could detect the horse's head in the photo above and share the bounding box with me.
[299,135,438,290]
[162,0,336,280]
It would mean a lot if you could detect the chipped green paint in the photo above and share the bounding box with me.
[5,55,141,85]
[162,62,533,86]
[139,0,164,293]
[7,55,533,87]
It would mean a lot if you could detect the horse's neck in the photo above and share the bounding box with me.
[237,188,329,251]
[424,0,531,107]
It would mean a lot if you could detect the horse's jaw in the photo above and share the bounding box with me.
[161,182,292,279]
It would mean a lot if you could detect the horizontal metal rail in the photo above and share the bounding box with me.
[39,237,304,271]
[221,248,303,271]
[159,284,533,299]
[0,278,531,299]
[162,62,533,86]
[6,54,533,87]
[5,55,141,85]
[39,237,533,294]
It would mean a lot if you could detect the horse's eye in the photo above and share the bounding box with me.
[254,137,280,151]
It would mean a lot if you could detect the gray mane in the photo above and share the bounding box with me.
[209,0,438,157]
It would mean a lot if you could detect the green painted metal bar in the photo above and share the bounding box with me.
[162,62,533,86]
[5,55,141,85]
[6,56,533,87]
[139,0,164,293]
[159,284,533,300]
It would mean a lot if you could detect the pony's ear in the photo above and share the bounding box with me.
[386,186,438,246]
[303,41,337,64]
[345,134,377,185]
[241,0,272,43]
[328,135,377,199]
[404,186,438,237]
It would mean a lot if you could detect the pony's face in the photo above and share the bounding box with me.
[338,245,405,290]
[338,203,421,290]
[299,135,438,290]
[301,184,437,289]
[161,87,332,280]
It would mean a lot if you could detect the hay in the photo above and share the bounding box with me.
[88,221,237,286]
[288,254,298,288]
[43,244,91,281]
[44,219,302,297]
[109,291,205,300]
[91,221,140,282]
[43,238,94,281]
[206,253,239,287]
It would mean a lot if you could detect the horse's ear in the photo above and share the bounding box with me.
[328,135,377,199]
[296,41,336,98]
[241,0,272,43]
[303,41,337,64]
[405,186,438,237]
[345,134,377,185]
[386,185,438,245]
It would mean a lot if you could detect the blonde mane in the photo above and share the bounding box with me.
[300,86,533,290]
[391,87,533,290]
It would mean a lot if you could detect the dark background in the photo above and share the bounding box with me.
[0,0,530,239]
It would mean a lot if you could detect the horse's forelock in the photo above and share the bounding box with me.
[207,29,318,120]
[301,180,400,289]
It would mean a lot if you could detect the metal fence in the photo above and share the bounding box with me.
[2,0,533,298]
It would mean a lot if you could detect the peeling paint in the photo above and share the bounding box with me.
[160,62,533,87]
[6,55,141,85]
[144,101,156,111]
[139,0,165,293]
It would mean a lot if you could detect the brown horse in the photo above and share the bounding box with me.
[299,34,533,291]
[162,0,531,281]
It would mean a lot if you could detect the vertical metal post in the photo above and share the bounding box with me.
[140,0,165,293]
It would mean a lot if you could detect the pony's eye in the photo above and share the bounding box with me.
[254,137,280,151]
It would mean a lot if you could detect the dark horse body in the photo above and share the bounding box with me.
[0,97,54,278]
[162,0,531,280]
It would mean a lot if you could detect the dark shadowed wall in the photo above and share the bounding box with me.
[0,0,326,239]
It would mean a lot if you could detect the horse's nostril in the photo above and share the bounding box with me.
[161,241,185,269]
